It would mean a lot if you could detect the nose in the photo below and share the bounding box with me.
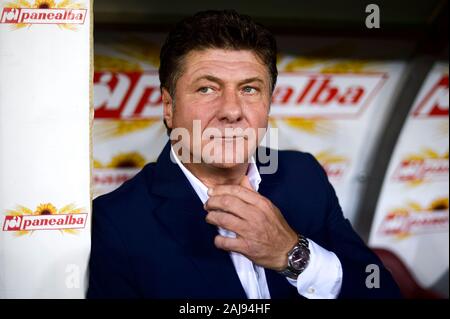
[217,88,243,123]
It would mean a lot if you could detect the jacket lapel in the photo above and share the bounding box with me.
[149,142,247,298]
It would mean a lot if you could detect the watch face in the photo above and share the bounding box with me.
[290,247,309,270]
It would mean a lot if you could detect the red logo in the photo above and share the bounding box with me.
[413,75,449,118]
[0,8,20,23]
[270,73,387,117]
[3,216,22,231]
[322,162,348,180]
[0,7,86,25]
[94,72,162,119]
[3,213,87,232]
[378,198,449,239]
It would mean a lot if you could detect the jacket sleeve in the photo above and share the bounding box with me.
[86,200,140,298]
[306,153,402,299]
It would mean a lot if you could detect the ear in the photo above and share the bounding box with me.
[162,88,174,129]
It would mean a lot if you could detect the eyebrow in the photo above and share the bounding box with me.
[193,75,265,86]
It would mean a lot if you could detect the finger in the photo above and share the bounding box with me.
[208,184,270,214]
[208,183,259,206]
[214,235,243,253]
[240,175,253,190]
[205,195,254,220]
[205,211,246,235]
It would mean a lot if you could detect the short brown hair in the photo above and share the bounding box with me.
[159,10,278,97]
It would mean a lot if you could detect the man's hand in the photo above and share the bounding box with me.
[204,176,298,271]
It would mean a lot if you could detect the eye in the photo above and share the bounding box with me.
[242,86,257,94]
[198,87,214,94]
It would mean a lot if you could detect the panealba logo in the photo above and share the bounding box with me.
[0,0,86,30]
[378,197,449,239]
[392,148,449,185]
[93,71,387,119]
[314,150,349,181]
[2,203,87,236]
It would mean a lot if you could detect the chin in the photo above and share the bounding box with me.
[207,161,243,169]
[201,149,251,168]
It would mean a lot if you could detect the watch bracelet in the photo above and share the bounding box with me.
[278,233,310,279]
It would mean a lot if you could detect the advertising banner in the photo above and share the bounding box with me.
[369,63,449,287]
[0,0,92,298]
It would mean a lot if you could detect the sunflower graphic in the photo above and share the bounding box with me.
[93,158,103,169]
[405,148,448,161]
[94,55,143,73]
[94,119,160,141]
[111,37,161,69]
[107,152,147,169]
[315,150,348,165]
[35,203,57,215]
[33,0,55,8]
[282,57,326,72]
[269,117,335,135]
[282,58,370,74]
[280,41,369,73]
[429,198,449,211]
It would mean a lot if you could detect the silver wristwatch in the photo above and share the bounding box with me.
[279,234,310,280]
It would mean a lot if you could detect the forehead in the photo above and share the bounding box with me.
[180,49,269,81]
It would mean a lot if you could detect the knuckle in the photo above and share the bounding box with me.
[217,213,227,226]
[220,195,232,207]
[205,198,213,209]
[231,187,240,196]
[262,198,273,211]
[215,236,226,248]
[205,213,215,224]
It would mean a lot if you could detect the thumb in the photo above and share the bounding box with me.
[240,175,253,190]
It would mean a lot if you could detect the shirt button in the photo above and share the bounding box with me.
[308,287,316,294]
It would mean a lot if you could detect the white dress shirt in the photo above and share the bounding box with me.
[171,146,343,299]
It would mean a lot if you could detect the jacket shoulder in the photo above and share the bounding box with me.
[259,147,328,183]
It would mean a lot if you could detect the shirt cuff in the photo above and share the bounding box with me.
[286,238,343,299]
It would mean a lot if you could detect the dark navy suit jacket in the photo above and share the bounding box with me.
[87,142,401,299]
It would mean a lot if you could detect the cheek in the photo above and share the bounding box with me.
[245,105,269,128]
[172,101,217,131]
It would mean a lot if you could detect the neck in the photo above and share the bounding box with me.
[183,161,249,188]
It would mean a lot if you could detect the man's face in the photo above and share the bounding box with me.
[163,48,271,168]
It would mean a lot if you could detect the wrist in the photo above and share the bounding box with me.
[274,232,298,271]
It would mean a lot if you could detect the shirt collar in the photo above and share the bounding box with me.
[170,145,262,204]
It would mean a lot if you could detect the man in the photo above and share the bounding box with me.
[87,10,401,299]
